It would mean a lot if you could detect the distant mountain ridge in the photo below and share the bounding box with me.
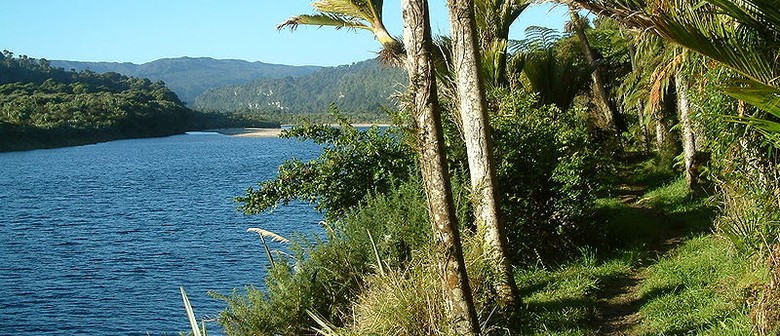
[194,58,406,119]
[50,57,322,104]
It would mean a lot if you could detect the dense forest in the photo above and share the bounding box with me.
[193,58,405,121]
[200,0,780,335]
[0,51,277,152]
[51,57,322,105]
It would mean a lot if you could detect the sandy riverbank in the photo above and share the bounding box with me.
[209,128,283,137]
[209,124,393,138]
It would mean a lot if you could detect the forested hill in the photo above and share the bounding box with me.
[0,52,276,152]
[50,57,322,104]
[193,58,406,119]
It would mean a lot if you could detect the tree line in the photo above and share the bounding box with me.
[193,58,406,121]
[0,51,278,152]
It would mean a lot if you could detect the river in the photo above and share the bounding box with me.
[0,132,323,335]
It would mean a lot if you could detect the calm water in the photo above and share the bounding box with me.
[0,133,323,335]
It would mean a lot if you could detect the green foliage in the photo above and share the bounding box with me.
[489,92,608,261]
[584,17,632,88]
[688,66,780,253]
[218,177,471,335]
[236,108,415,219]
[637,235,765,335]
[194,59,405,122]
[0,52,278,151]
[50,57,322,104]
[508,26,591,113]
[0,53,185,151]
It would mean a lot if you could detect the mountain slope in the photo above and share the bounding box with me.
[194,59,406,118]
[50,57,322,104]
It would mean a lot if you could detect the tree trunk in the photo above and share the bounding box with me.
[676,73,698,189]
[447,0,518,307]
[400,0,480,334]
[656,117,668,153]
[568,6,627,134]
[628,42,651,153]
[636,101,651,153]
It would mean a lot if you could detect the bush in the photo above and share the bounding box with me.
[236,108,416,220]
[217,177,472,335]
[489,91,608,262]
[687,68,780,254]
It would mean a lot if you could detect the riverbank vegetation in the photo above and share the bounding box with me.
[0,51,278,152]
[212,0,780,335]
[214,0,780,334]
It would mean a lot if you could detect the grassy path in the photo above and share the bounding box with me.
[594,184,690,336]
[595,195,691,335]
[515,163,762,335]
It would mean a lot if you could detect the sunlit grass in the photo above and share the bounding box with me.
[636,235,766,335]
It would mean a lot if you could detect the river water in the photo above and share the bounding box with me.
[0,133,323,335]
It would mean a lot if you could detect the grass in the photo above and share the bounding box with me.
[513,171,767,335]
[515,249,637,335]
[635,235,766,335]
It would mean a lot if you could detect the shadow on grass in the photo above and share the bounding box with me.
[596,194,715,260]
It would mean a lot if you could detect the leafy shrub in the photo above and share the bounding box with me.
[236,108,416,220]
[489,91,608,262]
[687,68,780,253]
[218,176,475,335]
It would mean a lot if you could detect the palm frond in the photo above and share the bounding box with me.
[707,0,780,36]
[277,13,370,31]
[572,0,778,86]
[724,80,780,119]
[647,50,683,113]
[312,0,375,21]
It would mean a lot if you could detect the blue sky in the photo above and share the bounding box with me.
[0,1,569,66]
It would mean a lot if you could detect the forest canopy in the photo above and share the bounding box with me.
[0,51,277,152]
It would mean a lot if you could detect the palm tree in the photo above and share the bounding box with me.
[447,0,519,308]
[473,0,530,88]
[281,0,524,309]
[401,0,481,333]
[564,0,780,145]
[567,6,627,133]
[277,0,403,64]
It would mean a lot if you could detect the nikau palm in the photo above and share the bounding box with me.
[447,0,520,307]
[401,0,481,333]
[564,0,780,145]
[277,0,403,63]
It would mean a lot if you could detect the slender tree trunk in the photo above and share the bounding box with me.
[636,101,651,153]
[568,6,626,133]
[628,42,650,153]
[401,0,480,334]
[447,0,518,307]
[656,117,668,153]
[676,73,698,189]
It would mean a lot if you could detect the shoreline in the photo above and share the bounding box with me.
[208,124,393,138]
[208,128,283,137]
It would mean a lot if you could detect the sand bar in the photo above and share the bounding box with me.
[208,124,393,138]
[209,128,283,137]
